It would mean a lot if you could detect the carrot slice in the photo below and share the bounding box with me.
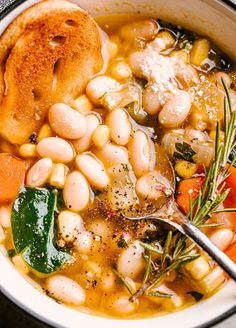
[226,241,236,263]
[176,177,204,214]
[0,153,26,203]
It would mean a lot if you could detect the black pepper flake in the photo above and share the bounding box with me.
[92,280,97,287]
[29,132,37,144]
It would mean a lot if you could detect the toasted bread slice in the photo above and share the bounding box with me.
[0,0,103,144]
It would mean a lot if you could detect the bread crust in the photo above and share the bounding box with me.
[0,0,103,144]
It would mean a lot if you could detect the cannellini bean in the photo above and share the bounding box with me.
[106,108,132,146]
[101,270,115,291]
[185,127,208,142]
[110,294,139,315]
[117,240,145,279]
[86,76,119,105]
[136,171,171,200]
[159,90,191,128]
[58,211,84,243]
[92,124,110,148]
[176,64,199,88]
[95,142,129,165]
[110,60,132,81]
[75,153,109,189]
[63,171,90,211]
[87,219,112,242]
[143,85,161,115]
[73,114,100,153]
[185,256,210,280]
[48,103,87,139]
[148,30,175,52]
[75,231,93,254]
[0,205,11,228]
[129,130,154,177]
[37,137,74,163]
[26,158,53,187]
[120,19,158,41]
[149,284,183,310]
[210,228,234,251]
[73,94,93,114]
[45,275,85,306]
[129,51,146,77]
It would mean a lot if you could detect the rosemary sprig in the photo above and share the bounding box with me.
[130,80,236,301]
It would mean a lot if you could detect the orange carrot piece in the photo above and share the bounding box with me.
[176,177,204,214]
[226,241,236,263]
[0,153,26,203]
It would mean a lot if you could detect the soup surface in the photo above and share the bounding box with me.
[1,3,236,319]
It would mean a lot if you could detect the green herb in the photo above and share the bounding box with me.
[173,142,196,162]
[117,236,128,248]
[94,189,102,197]
[121,164,130,173]
[187,291,204,302]
[112,268,134,294]
[8,249,16,258]
[11,187,70,274]
[147,290,173,298]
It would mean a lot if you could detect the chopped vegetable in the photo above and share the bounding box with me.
[176,177,204,214]
[0,153,26,203]
[11,187,70,274]
[173,142,196,162]
[226,241,236,263]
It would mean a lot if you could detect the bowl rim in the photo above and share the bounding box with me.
[0,0,236,327]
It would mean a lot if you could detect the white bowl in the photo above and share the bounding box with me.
[0,0,236,327]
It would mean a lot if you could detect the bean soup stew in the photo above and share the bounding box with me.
[1,2,236,319]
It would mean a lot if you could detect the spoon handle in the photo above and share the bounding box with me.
[182,219,236,281]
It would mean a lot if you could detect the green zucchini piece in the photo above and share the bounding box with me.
[12,187,70,274]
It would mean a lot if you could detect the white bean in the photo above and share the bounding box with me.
[45,275,85,306]
[110,295,138,315]
[129,51,146,77]
[37,137,74,163]
[136,171,171,200]
[129,130,153,177]
[95,142,129,165]
[63,171,90,211]
[58,211,84,243]
[26,158,53,187]
[101,270,115,292]
[149,284,183,310]
[86,76,119,104]
[106,108,132,146]
[48,103,87,139]
[184,127,208,142]
[120,19,158,41]
[76,153,109,189]
[0,205,11,228]
[159,90,191,128]
[73,114,100,153]
[210,228,234,251]
[75,231,93,254]
[117,240,145,279]
[143,85,161,115]
[176,64,199,88]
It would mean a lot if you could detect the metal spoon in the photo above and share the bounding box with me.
[128,145,236,281]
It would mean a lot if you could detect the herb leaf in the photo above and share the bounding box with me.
[187,291,204,302]
[173,142,196,162]
[12,187,70,274]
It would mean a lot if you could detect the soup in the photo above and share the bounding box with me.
[1,0,236,319]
